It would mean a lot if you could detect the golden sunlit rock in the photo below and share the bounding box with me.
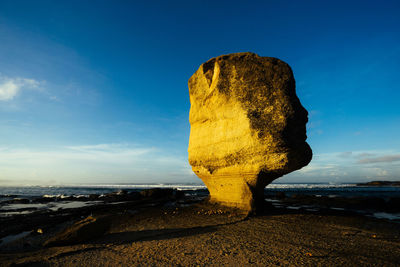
[188,52,312,212]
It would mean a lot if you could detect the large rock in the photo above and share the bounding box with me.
[188,52,312,211]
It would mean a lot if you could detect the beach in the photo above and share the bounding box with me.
[1,187,400,266]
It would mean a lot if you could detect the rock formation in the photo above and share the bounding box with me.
[44,215,111,246]
[188,52,312,212]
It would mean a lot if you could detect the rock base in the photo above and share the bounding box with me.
[200,171,276,212]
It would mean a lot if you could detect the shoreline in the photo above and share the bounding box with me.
[2,187,400,228]
[1,189,400,266]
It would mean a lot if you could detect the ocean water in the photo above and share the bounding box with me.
[0,184,206,200]
[264,183,400,198]
[1,183,400,220]
[1,183,400,199]
[0,184,206,218]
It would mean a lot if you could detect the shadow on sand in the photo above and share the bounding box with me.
[91,224,219,244]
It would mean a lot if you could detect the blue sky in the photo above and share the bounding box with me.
[0,0,399,185]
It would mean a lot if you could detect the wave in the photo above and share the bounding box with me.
[55,184,208,190]
[266,183,357,189]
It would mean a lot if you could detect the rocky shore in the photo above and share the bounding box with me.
[1,189,400,266]
[0,189,194,246]
[356,181,400,187]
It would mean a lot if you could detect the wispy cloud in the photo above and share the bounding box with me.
[337,151,353,158]
[65,143,154,155]
[281,149,400,183]
[357,154,400,164]
[0,76,41,101]
[0,143,194,185]
[355,152,375,158]
[296,164,336,173]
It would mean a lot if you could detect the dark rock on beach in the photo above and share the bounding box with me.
[43,215,112,247]
[357,181,400,187]
[3,199,30,205]
[101,190,141,202]
[265,191,400,214]
[0,188,184,247]
[139,188,183,199]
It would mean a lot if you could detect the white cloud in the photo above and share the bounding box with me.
[357,154,400,164]
[0,77,41,101]
[0,143,196,185]
[337,151,353,158]
[375,168,389,177]
[296,164,336,173]
[281,149,400,183]
[65,143,154,155]
[22,78,40,88]
[0,80,19,100]
[49,95,59,101]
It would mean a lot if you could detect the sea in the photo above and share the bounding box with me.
[0,183,207,199]
[1,183,400,220]
[1,182,400,199]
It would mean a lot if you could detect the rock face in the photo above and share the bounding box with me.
[188,52,312,211]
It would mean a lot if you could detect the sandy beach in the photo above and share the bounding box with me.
[1,195,400,267]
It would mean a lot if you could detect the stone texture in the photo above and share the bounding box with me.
[188,52,312,211]
[44,216,111,246]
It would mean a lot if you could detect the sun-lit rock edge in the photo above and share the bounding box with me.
[188,52,312,211]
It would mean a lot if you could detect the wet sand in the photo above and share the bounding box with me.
[1,201,400,267]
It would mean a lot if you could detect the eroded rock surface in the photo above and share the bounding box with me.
[188,52,312,211]
[44,216,111,246]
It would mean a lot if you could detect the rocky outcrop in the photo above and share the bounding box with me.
[44,216,111,246]
[188,52,312,211]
